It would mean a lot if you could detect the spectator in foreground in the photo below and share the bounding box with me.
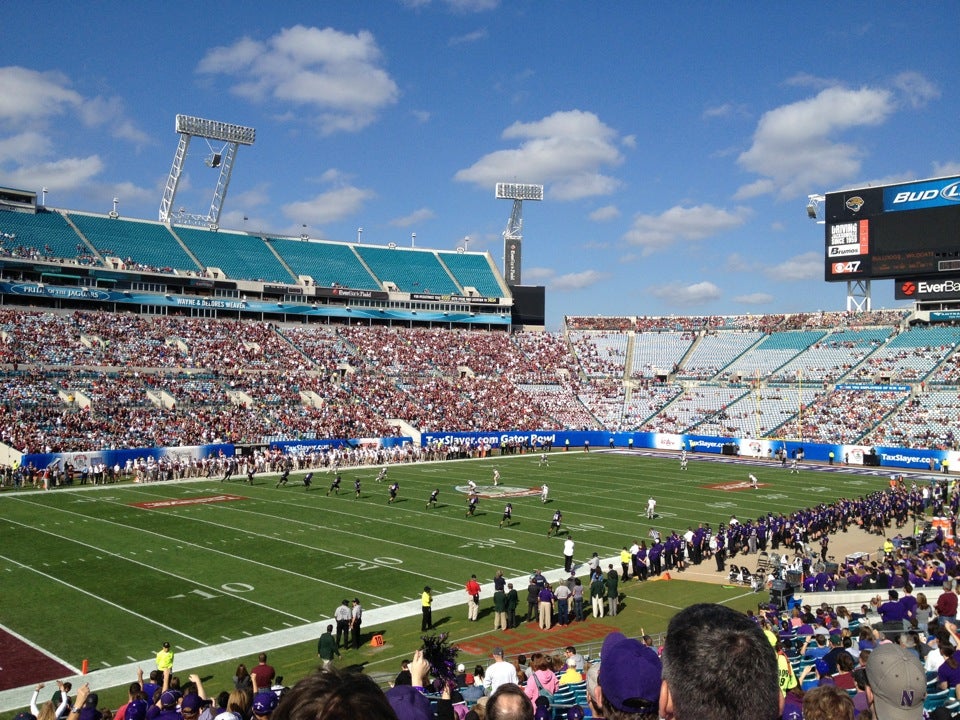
[592,631,661,718]
[866,643,926,720]
[660,603,781,720]
[802,685,854,720]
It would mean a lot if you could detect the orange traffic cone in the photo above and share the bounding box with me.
[82,659,89,675]
[663,572,671,580]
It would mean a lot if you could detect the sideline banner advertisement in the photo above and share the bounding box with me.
[21,443,233,472]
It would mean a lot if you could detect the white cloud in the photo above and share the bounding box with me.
[933,161,960,177]
[0,155,104,193]
[766,251,823,281]
[891,71,939,109]
[623,204,750,255]
[0,66,81,124]
[522,267,608,291]
[78,96,151,145]
[449,28,488,46]
[389,208,436,227]
[282,185,375,225]
[589,205,620,222]
[455,109,624,200]
[737,85,895,200]
[733,292,774,305]
[197,26,399,135]
[0,131,52,164]
[551,269,608,291]
[401,0,498,9]
[648,281,722,306]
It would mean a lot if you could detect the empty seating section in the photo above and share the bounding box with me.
[622,384,683,429]
[719,331,827,382]
[175,226,294,283]
[268,238,379,290]
[68,213,200,273]
[355,245,459,294]
[630,331,694,378]
[847,326,960,382]
[678,331,763,379]
[771,328,894,383]
[798,388,908,444]
[438,252,504,297]
[640,386,748,434]
[570,331,627,377]
[0,209,90,262]
[693,386,822,438]
[865,389,960,449]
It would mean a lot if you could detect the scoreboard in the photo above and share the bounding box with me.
[824,175,960,281]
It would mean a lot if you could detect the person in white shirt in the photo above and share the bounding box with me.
[646,497,657,519]
[484,647,518,694]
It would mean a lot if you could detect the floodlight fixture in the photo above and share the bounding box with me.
[495,182,544,201]
[175,115,256,145]
[806,193,825,222]
[159,114,257,226]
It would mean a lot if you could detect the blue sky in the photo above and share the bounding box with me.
[1,1,958,329]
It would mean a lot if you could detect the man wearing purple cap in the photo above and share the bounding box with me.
[589,631,661,718]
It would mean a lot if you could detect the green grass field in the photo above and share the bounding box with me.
[0,450,892,712]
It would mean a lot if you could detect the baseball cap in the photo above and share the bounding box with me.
[85,694,99,707]
[567,707,585,720]
[385,686,433,720]
[492,647,505,657]
[252,692,278,715]
[125,700,148,720]
[866,643,927,720]
[597,632,662,713]
[457,663,466,672]
[180,696,206,713]
[160,691,181,708]
[13,713,37,720]
[214,713,242,720]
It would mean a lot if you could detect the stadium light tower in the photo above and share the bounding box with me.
[806,193,825,224]
[496,182,543,286]
[159,114,256,229]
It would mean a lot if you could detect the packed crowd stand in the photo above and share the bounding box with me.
[0,308,959,459]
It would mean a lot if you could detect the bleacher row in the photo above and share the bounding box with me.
[0,207,504,296]
[1,308,960,454]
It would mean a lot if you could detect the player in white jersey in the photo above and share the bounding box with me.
[492,468,501,486]
[646,496,657,519]
[540,484,549,503]
[749,473,758,489]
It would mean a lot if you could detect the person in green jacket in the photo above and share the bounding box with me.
[317,624,340,669]
[606,564,620,616]
[590,573,606,618]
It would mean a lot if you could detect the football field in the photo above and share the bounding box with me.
[0,449,893,704]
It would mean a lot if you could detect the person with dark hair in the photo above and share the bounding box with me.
[251,654,275,692]
[660,603,782,720]
[333,601,351,650]
[487,683,534,720]
[316,625,339,669]
[272,668,396,720]
[421,587,433,632]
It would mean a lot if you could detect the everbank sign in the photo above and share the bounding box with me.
[896,278,960,300]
